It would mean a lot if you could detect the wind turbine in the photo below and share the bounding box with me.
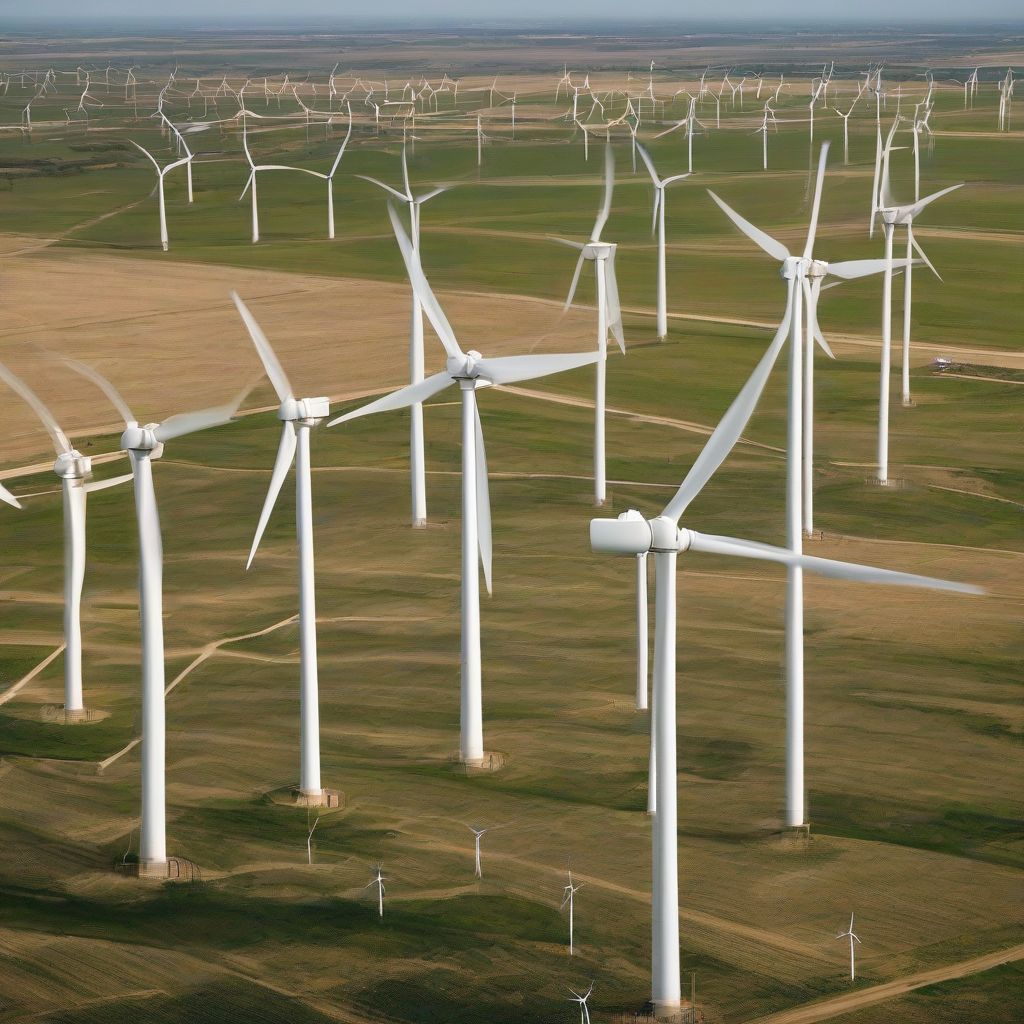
[561,867,584,956]
[157,112,195,204]
[567,983,593,1024]
[468,826,488,878]
[357,146,450,527]
[66,361,247,872]
[328,206,598,766]
[551,143,625,507]
[366,865,386,917]
[0,362,132,717]
[636,143,689,341]
[590,341,981,1014]
[231,292,336,803]
[833,97,858,164]
[0,483,20,509]
[836,913,862,980]
[239,120,324,244]
[131,141,191,252]
[704,143,942,827]
[875,148,962,480]
[655,96,704,173]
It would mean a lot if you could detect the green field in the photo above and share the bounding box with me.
[0,30,1021,1024]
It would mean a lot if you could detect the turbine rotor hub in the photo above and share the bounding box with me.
[53,450,91,479]
[121,422,161,453]
[449,351,482,379]
[280,396,330,424]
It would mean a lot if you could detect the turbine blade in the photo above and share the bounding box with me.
[247,420,297,568]
[803,141,830,258]
[0,362,72,454]
[706,190,790,262]
[635,142,660,186]
[663,281,794,522]
[474,404,492,596]
[910,234,942,280]
[326,371,453,427]
[605,252,626,353]
[154,380,250,442]
[83,471,134,493]
[0,482,22,509]
[591,143,614,241]
[355,174,408,202]
[905,182,963,220]
[562,249,588,310]
[685,531,984,595]
[231,292,294,402]
[62,357,135,425]
[475,351,600,387]
[386,203,462,359]
[828,257,914,280]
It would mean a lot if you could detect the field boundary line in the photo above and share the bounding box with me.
[0,644,65,706]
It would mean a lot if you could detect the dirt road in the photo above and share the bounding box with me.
[746,943,1024,1024]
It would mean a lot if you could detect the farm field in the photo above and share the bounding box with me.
[0,21,1021,1024]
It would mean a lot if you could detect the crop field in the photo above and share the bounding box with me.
[0,23,1021,1024]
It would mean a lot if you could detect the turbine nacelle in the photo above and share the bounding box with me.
[279,396,330,423]
[583,241,615,261]
[780,255,810,280]
[53,450,91,480]
[447,350,490,382]
[120,422,164,457]
[808,259,829,278]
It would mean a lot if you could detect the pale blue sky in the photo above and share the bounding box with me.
[1,1,1021,21]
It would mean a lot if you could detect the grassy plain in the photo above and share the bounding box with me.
[0,36,1021,1024]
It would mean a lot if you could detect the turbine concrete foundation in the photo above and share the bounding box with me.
[449,750,506,774]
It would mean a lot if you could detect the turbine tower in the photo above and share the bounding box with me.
[836,913,862,980]
[67,361,247,872]
[875,147,962,471]
[329,205,598,766]
[357,145,450,527]
[0,361,131,717]
[552,143,625,507]
[232,292,333,804]
[636,143,689,341]
[707,144,916,821]
[590,309,980,1014]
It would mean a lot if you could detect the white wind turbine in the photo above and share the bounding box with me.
[366,865,386,917]
[655,96,704,173]
[552,143,625,507]
[131,141,191,252]
[591,338,981,1014]
[836,913,862,980]
[239,120,329,244]
[0,362,132,717]
[66,361,247,872]
[833,97,858,164]
[468,826,488,878]
[329,206,598,765]
[875,148,962,480]
[157,112,195,204]
[568,983,593,1024]
[232,293,334,802]
[636,143,689,341]
[561,867,584,956]
[707,148,922,805]
[357,146,450,527]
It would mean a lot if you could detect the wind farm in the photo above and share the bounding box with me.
[0,16,1021,1024]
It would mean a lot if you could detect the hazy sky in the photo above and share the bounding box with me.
[1,1,1021,21]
